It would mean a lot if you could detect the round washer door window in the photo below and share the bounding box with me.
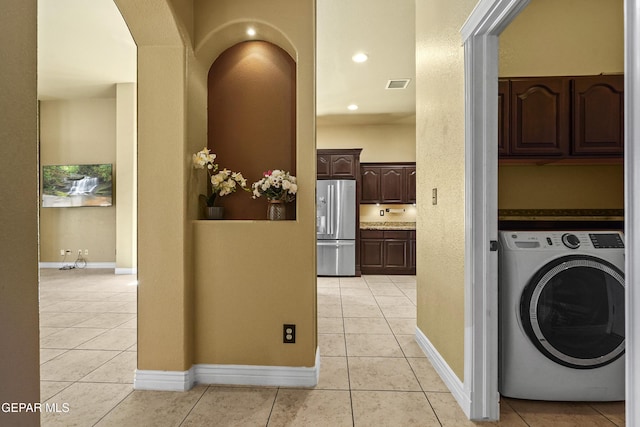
[520,255,625,369]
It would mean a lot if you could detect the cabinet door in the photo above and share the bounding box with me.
[360,238,384,269]
[572,75,624,156]
[405,166,416,203]
[317,154,331,178]
[409,231,416,271]
[498,79,510,156]
[510,78,570,157]
[380,167,404,203]
[361,167,381,203]
[383,239,408,270]
[330,154,356,178]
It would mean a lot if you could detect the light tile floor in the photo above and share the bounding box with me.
[38,270,625,426]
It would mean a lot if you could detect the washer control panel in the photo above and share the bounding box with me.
[501,231,624,250]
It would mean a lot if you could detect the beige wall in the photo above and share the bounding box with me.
[39,99,117,263]
[117,0,316,372]
[0,0,40,425]
[499,0,623,77]
[190,0,317,367]
[115,83,138,272]
[416,0,477,380]
[116,0,191,371]
[498,0,624,210]
[317,122,416,162]
[499,165,624,209]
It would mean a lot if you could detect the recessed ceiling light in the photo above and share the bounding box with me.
[247,28,256,36]
[352,52,368,63]
[347,104,359,111]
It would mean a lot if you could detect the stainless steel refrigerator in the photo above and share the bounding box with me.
[316,179,356,276]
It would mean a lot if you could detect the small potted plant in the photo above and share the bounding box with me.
[251,169,298,220]
[193,147,249,219]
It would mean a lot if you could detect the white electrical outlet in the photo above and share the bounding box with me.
[60,249,65,256]
[84,249,89,256]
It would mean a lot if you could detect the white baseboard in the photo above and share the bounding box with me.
[134,368,195,391]
[134,348,320,391]
[39,262,117,269]
[115,267,137,275]
[415,326,471,418]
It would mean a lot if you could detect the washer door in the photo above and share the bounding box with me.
[520,255,625,369]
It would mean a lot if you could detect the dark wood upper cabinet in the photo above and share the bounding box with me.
[510,77,570,157]
[572,75,624,156]
[406,166,416,204]
[361,166,381,203]
[499,74,624,161]
[317,154,331,178]
[498,79,510,156]
[360,163,416,204]
[330,154,358,177]
[317,149,362,179]
[380,167,405,203]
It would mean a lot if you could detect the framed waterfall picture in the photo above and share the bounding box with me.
[41,164,113,207]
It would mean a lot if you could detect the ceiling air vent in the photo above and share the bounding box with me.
[386,79,411,90]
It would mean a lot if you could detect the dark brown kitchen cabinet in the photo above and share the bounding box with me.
[572,75,624,156]
[406,167,416,204]
[360,163,416,204]
[360,229,415,275]
[509,77,570,157]
[409,230,416,270]
[317,149,362,179]
[498,79,510,157]
[380,167,405,203]
[383,231,409,272]
[360,230,384,269]
[361,166,381,203]
[499,75,624,161]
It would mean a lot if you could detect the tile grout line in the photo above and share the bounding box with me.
[338,276,357,427]
[368,276,445,426]
[176,385,209,426]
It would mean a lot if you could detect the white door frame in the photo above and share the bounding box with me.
[460,0,530,420]
[461,0,639,423]
[624,1,640,425]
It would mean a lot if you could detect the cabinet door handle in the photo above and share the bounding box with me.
[489,240,498,251]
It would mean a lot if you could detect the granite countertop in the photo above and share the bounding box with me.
[360,221,416,230]
[498,209,624,221]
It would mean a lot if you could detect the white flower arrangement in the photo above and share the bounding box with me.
[192,147,249,206]
[251,169,298,202]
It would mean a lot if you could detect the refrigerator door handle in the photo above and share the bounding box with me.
[327,184,334,236]
[317,240,355,246]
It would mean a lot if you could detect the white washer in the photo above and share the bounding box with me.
[499,231,625,401]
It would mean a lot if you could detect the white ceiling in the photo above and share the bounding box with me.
[37,0,415,124]
[38,0,136,100]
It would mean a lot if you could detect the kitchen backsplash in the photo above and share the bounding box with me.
[360,204,417,223]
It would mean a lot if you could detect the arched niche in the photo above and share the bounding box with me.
[207,40,296,220]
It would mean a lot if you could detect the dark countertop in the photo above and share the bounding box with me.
[498,209,624,221]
